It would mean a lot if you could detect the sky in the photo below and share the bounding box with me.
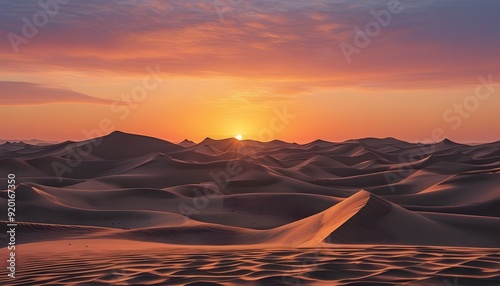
[0,0,499,143]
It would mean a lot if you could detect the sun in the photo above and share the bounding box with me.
[235,134,243,140]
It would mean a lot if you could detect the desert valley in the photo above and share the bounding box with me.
[1,131,499,285]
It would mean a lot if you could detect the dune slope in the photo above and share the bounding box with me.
[0,131,498,249]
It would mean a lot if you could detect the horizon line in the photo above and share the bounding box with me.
[1,130,499,146]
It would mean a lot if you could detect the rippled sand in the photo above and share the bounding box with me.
[2,245,499,286]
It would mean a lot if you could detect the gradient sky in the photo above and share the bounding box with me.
[0,0,499,143]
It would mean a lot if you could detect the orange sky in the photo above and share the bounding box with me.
[0,1,499,143]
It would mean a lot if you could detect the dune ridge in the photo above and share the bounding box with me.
[1,131,499,285]
[1,131,499,249]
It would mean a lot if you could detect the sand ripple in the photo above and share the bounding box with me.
[2,246,499,286]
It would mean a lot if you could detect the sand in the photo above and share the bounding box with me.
[1,131,499,284]
[1,242,499,285]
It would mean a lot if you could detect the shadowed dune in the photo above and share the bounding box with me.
[1,131,499,248]
[1,131,499,284]
[3,189,498,248]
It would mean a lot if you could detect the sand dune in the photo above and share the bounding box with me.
[5,189,497,249]
[1,131,499,247]
[1,131,499,284]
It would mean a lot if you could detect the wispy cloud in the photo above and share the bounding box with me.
[0,0,499,87]
[0,81,113,105]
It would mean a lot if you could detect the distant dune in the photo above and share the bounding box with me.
[1,131,499,249]
[1,131,500,285]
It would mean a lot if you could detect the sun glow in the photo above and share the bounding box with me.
[235,134,243,140]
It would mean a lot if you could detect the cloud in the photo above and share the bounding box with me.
[0,0,499,88]
[0,81,114,105]
[198,86,304,112]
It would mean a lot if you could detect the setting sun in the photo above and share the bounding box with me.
[1,1,499,285]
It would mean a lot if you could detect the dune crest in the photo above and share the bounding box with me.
[1,131,499,250]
